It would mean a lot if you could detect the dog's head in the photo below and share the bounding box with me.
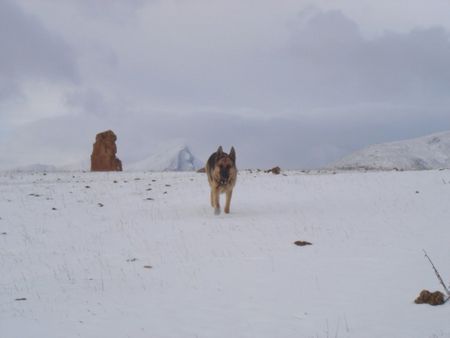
[214,146,236,185]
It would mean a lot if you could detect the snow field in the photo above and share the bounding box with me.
[0,170,449,337]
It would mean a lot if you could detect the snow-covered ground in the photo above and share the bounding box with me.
[0,169,449,338]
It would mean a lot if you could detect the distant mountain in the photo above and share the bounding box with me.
[328,131,450,171]
[58,160,90,172]
[11,163,59,172]
[2,141,203,173]
[127,142,203,172]
[8,161,89,173]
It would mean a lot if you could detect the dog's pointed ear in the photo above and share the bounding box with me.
[215,146,223,159]
[229,146,236,162]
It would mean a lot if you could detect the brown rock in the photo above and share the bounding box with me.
[90,130,122,171]
[414,289,446,305]
[294,240,312,246]
[265,166,281,175]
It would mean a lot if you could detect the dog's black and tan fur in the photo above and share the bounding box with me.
[206,146,237,215]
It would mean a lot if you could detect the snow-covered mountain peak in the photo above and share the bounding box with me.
[328,130,450,171]
[127,140,203,172]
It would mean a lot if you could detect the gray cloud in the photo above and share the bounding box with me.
[281,9,450,110]
[0,0,78,100]
[72,0,148,21]
[84,7,450,117]
[2,4,450,170]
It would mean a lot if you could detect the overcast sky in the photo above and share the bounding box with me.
[1,0,450,170]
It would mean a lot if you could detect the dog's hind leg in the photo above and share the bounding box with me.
[224,189,232,214]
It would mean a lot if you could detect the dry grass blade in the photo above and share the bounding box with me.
[423,249,450,300]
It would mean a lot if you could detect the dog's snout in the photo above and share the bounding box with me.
[220,168,229,180]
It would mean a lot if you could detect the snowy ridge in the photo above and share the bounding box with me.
[5,141,202,173]
[328,130,450,170]
[10,163,59,172]
[127,141,203,172]
[59,159,90,172]
[10,160,89,173]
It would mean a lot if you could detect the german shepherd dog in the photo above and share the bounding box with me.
[206,146,237,215]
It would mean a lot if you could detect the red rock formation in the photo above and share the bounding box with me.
[90,130,122,171]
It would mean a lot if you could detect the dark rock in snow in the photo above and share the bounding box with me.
[294,240,312,246]
[414,290,446,305]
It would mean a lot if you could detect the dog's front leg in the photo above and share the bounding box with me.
[210,189,215,208]
[224,189,232,214]
[213,187,221,215]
